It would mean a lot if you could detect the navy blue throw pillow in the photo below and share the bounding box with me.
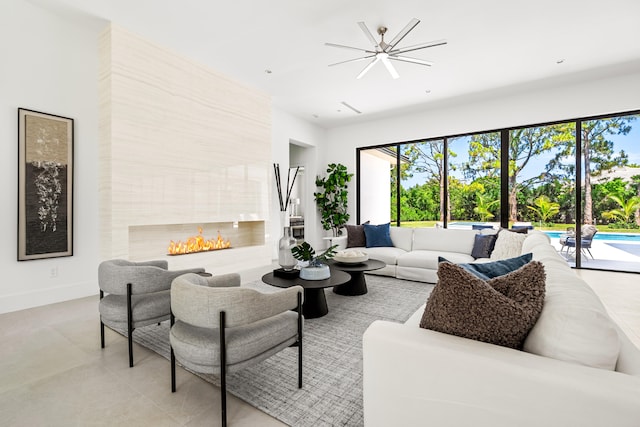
[438,253,533,280]
[471,233,498,259]
[363,223,393,248]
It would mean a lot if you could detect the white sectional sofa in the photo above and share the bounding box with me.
[342,226,481,283]
[362,231,640,427]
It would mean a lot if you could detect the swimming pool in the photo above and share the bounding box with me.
[544,231,640,242]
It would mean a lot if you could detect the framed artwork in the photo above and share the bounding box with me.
[18,108,74,261]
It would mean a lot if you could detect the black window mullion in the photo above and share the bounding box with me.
[575,121,583,267]
[500,129,510,228]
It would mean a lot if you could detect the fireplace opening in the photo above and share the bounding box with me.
[168,227,231,255]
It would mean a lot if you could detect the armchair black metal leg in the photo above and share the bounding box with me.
[127,283,134,368]
[100,321,105,349]
[170,312,176,392]
[170,347,176,393]
[297,291,303,389]
[99,291,105,349]
[220,311,227,427]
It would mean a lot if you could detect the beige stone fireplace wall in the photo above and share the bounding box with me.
[99,24,272,273]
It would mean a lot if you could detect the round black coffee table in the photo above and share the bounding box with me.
[326,259,386,296]
[262,268,350,319]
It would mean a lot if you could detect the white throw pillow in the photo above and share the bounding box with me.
[490,230,527,260]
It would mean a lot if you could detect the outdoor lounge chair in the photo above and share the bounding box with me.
[563,225,598,259]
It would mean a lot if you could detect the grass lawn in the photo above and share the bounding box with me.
[398,220,640,234]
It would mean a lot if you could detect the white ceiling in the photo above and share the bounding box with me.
[37,0,640,128]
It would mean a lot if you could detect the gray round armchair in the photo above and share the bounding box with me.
[98,259,205,367]
[169,273,303,427]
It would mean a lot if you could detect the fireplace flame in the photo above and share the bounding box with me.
[168,227,231,255]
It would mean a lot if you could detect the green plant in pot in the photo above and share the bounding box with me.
[314,163,354,237]
[291,242,338,280]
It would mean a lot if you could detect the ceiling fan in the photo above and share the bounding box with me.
[326,18,446,79]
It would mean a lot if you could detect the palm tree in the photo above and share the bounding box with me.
[602,194,640,225]
[527,195,560,226]
[473,193,499,221]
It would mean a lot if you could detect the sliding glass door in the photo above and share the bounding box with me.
[356,109,640,274]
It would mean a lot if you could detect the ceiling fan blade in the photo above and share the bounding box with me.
[389,39,447,55]
[381,56,400,79]
[388,55,433,67]
[328,55,376,67]
[358,21,379,49]
[386,18,420,51]
[356,57,379,79]
[325,42,375,54]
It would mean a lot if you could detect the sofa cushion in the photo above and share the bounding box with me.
[420,261,546,349]
[389,226,414,252]
[346,222,369,248]
[439,253,533,280]
[523,234,622,370]
[491,229,528,260]
[471,233,498,259]
[364,223,393,247]
[399,250,475,271]
[350,246,406,266]
[412,228,478,254]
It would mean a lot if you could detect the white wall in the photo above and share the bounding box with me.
[0,2,325,313]
[0,0,104,313]
[271,108,326,251]
[326,68,640,224]
[360,152,392,224]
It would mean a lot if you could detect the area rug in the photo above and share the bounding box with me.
[606,242,640,257]
[124,275,433,426]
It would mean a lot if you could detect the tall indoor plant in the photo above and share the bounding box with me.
[314,163,354,237]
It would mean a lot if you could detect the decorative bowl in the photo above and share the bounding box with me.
[333,251,369,264]
[300,264,331,280]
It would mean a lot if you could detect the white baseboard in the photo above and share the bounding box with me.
[0,281,97,314]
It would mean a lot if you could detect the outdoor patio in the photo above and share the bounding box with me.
[551,238,640,273]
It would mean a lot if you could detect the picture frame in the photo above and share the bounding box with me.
[18,108,74,261]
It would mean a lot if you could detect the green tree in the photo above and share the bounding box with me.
[631,174,640,226]
[473,191,500,221]
[550,117,636,224]
[463,128,559,222]
[527,195,560,226]
[602,194,640,225]
[404,140,456,222]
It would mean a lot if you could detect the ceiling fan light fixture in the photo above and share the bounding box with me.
[326,18,446,80]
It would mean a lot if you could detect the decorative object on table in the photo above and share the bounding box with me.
[273,268,300,279]
[274,163,301,268]
[333,249,369,264]
[292,241,338,280]
[18,108,74,261]
[314,163,353,237]
[278,226,298,270]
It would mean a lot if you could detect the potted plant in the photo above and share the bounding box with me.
[291,241,338,280]
[314,163,354,237]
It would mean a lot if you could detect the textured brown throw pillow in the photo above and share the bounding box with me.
[346,221,369,248]
[420,261,546,349]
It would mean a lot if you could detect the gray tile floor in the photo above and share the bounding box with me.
[1,268,638,426]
